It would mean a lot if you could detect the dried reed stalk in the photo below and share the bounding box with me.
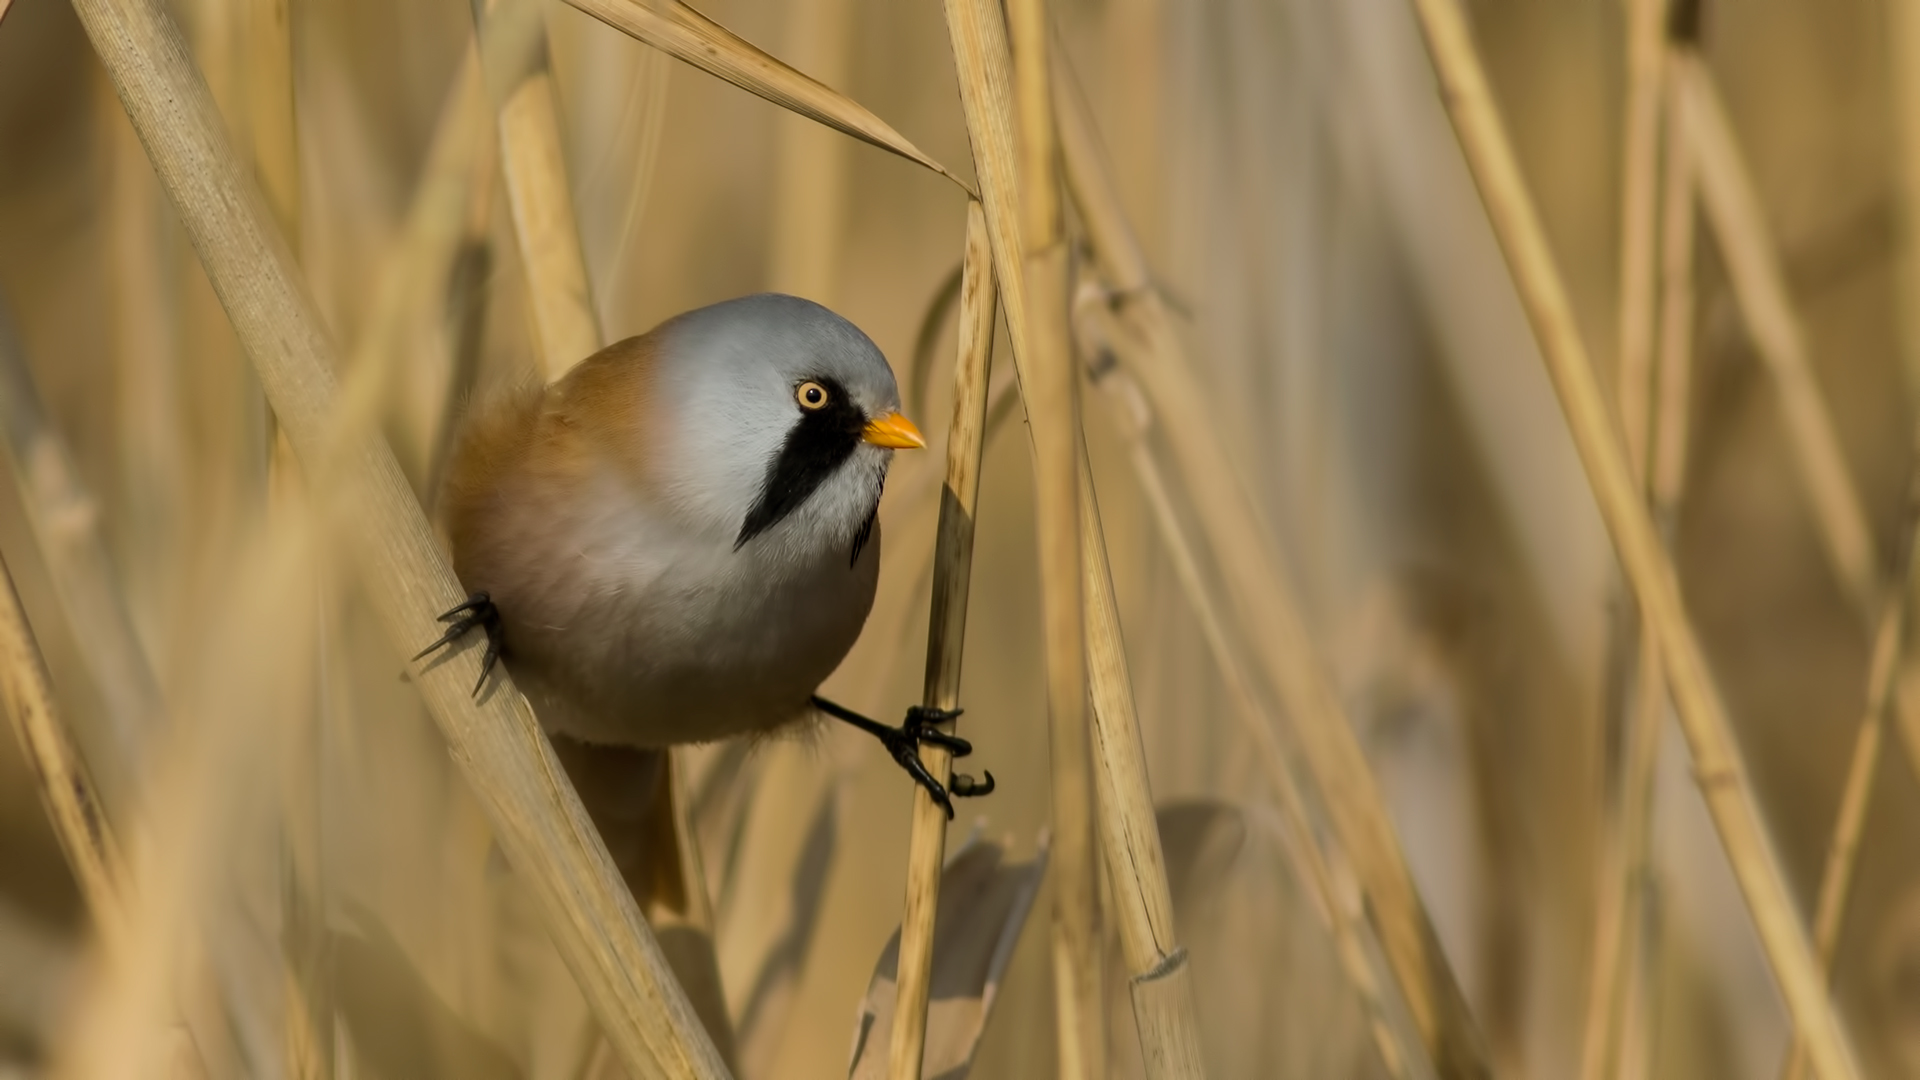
[1053,40,1491,1080]
[767,0,853,301]
[935,0,1106,1072]
[1578,3,1667,1075]
[474,9,738,1057]
[1074,291,1418,1080]
[0,548,125,936]
[68,0,730,1073]
[1407,4,1860,1077]
[889,200,996,1080]
[474,0,602,380]
[564,0,971,195]
[1679,53,1920,811]
[1677,54,1876,614]
[1001,0,1103,1074]
[0,308,162,808]
[245,0,297,243]
[1078,460,1205,1078]
[1779,461,1920,1080]
[1614,0,1665,485]
[938,0,1027,355]
[1896,0,1920,392]
[351,42,492,484]
[233,5,332,1073]
[1589,51,1699,1080]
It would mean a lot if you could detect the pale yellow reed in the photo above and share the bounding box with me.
[1408,3,1860,1076]
[68,0,731,1072]
[889,200,996,1080]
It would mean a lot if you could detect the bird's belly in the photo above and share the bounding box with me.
[507,539,880,748]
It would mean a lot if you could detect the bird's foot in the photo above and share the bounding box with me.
[412,591,503,697]
[810,697,996,820]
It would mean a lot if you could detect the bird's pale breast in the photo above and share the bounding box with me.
[450,416,881,747]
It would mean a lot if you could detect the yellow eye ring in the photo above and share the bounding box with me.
[796,381,830,410]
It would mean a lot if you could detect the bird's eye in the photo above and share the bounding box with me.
[796,381,830,410]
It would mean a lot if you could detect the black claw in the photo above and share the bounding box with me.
[951,770,995,798]
[413,591,504,698]
[811,695,995,819]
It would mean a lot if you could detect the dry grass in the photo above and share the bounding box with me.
[4,0,1919,1077]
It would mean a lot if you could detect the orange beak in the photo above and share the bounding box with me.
[861,411,926,450]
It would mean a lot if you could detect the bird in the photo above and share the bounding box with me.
[416,293,993,815]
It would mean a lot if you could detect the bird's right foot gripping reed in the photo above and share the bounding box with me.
[810,696,996,819]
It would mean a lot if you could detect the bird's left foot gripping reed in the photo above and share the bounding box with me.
[810,696,996,819]
[413,591,504,697]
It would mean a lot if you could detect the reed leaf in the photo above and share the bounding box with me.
[562,0,973,195]
[850,837,1048,1080]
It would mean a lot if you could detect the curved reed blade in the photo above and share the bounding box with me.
[561,0,974,196]
[849,837,1048,1080]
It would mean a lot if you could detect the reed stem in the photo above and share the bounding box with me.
[1579,2,1667,1074]
[1075,289,1420,1080]
[1606,50,1700,1080]
[1003,0,1101,1072]
[1779,458,1920,1080]
[1078,455,1205,1078]
[1408,4,1860,1076]
[0,548,125,939]
[0,306,162,815]
[1054,35,1491,1080]
[69,0,729,1071]
[1896,0,1920,396]
[474,0,602,381]
[888,200,996,1080]
[1677,54,1875,616]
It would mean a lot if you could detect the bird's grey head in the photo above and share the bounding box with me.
[649,294,917,565]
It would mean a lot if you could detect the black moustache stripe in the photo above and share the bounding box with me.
[735,376,869,550]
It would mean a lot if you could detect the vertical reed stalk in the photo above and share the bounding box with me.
[937,0,1099,1073]
[1053,40,1491,1080]
[767,0,853,301]
[1003,0,1100,1073]
[1896,0,1920,396]
[234,3,333,1071]
[1076,292,1419,1080]
[1407,4,1860,1077]
[1779,460,1920,1080]
[1580,2,1666,1075]
[68,0,729,1072]
[889,200,996,1080]
[1078,458,1205,1078]
[1609,57,1700,1080]
[0,549,125,938]
[475,0,602,380]
[1614,0,1664,484]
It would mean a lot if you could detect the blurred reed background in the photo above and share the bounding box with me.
[0,0,1915,1076]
